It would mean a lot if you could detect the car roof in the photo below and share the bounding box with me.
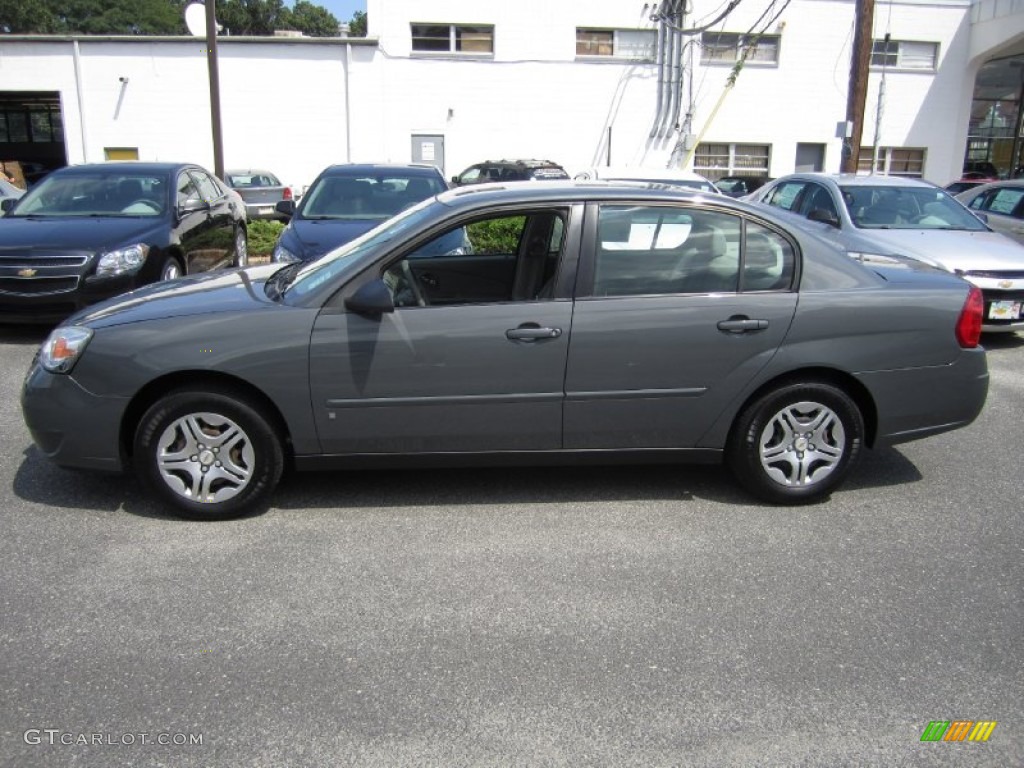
[780,173,934,189]
[226,168,278,175]
[59,162,194,174]
[476,159,564,168]
[435,180,734,211]
[582,167,712,182]
[319,163,442,176]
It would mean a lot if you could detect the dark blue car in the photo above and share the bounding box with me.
[272,163,450,264]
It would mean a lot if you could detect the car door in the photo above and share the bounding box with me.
[308,205,581,454]
[965,186,1024,245]
[185,168,235,271]
[563,202,799,449]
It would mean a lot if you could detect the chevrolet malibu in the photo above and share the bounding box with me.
[0,162,247,323]
[22,183,989,520]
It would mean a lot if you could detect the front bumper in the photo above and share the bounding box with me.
[0,273,139,324]
[21,361,129,471]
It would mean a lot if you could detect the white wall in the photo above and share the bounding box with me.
[0,0,1007,188]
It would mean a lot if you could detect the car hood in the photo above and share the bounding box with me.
[850,228,1024,272]
[68,264,284,329]
[289,218,379,260]
[0,215,165,253]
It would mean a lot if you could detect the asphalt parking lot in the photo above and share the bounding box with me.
[0,326,1021,767]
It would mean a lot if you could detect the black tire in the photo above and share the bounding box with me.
[233,226,248,267]
[726,381,864,504]
[133,388,283,520]
[159,255,183,281]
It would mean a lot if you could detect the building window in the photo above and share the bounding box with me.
[411,23,494,54]
[870,40,938,71]
[857,147,926,177]
[693,143,771,181]
[576,28,655,60]
[700,33,780,65]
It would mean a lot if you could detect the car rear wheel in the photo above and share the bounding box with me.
[726,381,864,504]
[159,256,183,281]
[133,389,283,520]
[234,227,248,267]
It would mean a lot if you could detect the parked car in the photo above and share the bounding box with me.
[0,178,25,213]
[225,168,294,221]
[0,162,247,323]
[573,166,720,194]
[747,172,1024,332]
[944,179,987,196]
[451,159,569,186]
[954,179,1024,245]
[272,163,449,264]
[22,182,988,520]
[716,175,771,198]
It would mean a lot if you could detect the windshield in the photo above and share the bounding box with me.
[11,171,169,217]
[299,171,446,221]
[839,185,987,231]
[285,199,442,299]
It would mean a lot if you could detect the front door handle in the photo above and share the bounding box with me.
[506,325,562,341]
[717,317,769,333]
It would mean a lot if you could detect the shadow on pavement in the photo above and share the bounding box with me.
[13,442,924,519]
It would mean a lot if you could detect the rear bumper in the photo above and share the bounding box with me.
[858,349,989,448]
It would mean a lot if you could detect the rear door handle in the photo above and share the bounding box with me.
[506,326,562,341]
[717,317,769,333]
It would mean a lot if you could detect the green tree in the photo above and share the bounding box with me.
[347,9,365,37]
[0,0,59,33]
[286,0,338,36]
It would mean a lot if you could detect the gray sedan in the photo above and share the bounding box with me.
[21,183,989,519]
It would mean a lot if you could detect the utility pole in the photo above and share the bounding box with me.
[205,0,225,179]
[841,0,875,173]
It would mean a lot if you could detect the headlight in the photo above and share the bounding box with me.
[95,243,149,277]
[273,243,300,264]
[39,326,93,374]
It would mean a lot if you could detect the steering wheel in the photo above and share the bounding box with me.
[400,260,427,307]
[124,199,162,213]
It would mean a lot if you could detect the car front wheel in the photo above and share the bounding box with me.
[159,255,183,281]
[133,389,283,520]
[726,381,864,504]
[234,226,248,267]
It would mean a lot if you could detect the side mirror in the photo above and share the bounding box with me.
[344,278,394,317]
[450,176,461,185]
[178,198,208,216]
[0,198,16,213]
[807,208,840,228]
[275,199,296,218]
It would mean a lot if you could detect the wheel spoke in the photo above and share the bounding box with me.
[155,411,255,504]
[759,399,846,488]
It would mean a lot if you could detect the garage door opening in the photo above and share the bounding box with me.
[0,91,67,188]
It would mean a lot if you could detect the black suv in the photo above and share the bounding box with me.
[451,159,569,186]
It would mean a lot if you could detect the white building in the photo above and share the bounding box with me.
[1,0,1023,189]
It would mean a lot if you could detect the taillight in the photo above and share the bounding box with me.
[955,285,984,348]
[283,187,293,200]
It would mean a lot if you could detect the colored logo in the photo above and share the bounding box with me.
[18,268,37,277]
[920,720,997,742]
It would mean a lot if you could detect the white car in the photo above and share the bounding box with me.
[748,173,1024,332]
[574,166,720,194]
